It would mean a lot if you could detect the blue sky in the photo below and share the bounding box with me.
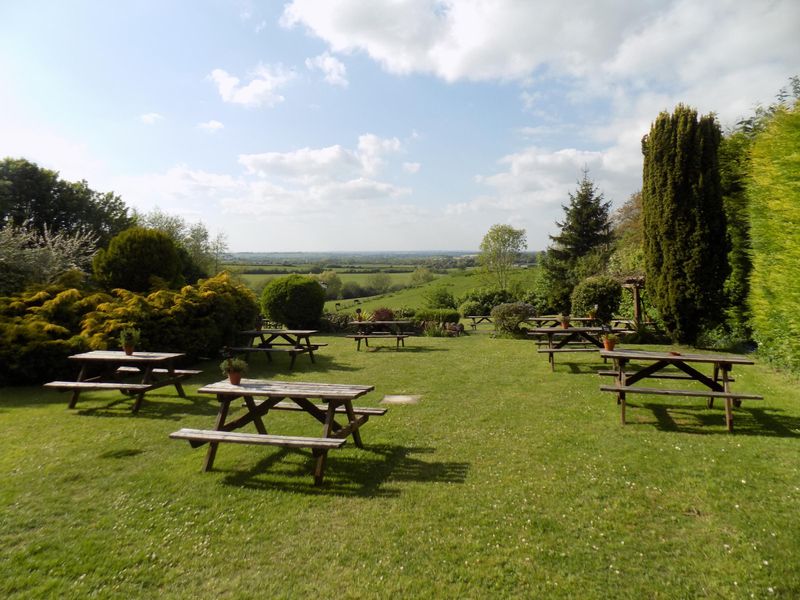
[1,1,797,252]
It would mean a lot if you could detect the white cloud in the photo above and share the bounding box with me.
[305,52,349,87]
[255,20,267,33]
[209,64,295,107]
[139,112,164,125]
[403,162,421,174]
[197,120,224,132]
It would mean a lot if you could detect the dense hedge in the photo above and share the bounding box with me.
[93,227,182,292]
[260,275,325,329]
[0,273,258,384]
[570,276,622,324]
[457,288,516,317]
[413,309,460,325]
[748,105,800,371]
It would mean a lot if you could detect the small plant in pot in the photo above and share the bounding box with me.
[602,333,618,351]
[119,328,141,355]
[220,357,248,385]
[559,314,571,329]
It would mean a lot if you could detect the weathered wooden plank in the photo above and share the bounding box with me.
[597,370,735,381]
[599,385,762,400]
[44,381,151,392]
[263,401,387,416]
[169,428,346,449]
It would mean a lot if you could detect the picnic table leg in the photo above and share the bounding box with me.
[289,352,297,369]
[722,367,734,432]
[617,358,628,425]
[242,395,268,435]
[343,400,364,448]
[68,364,89,408]
[203,397,232,471]
[312,448,328,485]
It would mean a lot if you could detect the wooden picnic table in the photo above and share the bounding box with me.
[171,378,385,485]
[347,320,414,350]
[526,315,598,327]
[227,329,325,369]
[44,350,199,412]
[599,349,763,432]
[466,315,492,330]
[530,326,630,371]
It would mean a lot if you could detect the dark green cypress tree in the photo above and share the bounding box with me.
[641,105,728,343]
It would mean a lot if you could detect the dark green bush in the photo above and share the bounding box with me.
[93,227,181,292]
[570,276,622,324]
[260,274,325,329]
[457,300,483,318]
[414,308,460,325]
[457,288,516,316]
[490,302,536,334]
[318,312,351,333]
[423,286,457,309]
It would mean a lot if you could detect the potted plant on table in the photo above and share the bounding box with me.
[559,314,571,329]
[119,327,141,355]
[601,333,618,351]
[220,357,248,385]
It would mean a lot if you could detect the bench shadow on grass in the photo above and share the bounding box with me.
[561,359,608,375]
[627,401,800,438]
[74,392,219,421]
[219,444,470,497]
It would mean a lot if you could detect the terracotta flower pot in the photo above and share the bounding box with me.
[228,371,243,385]
[124,345,135,356]
[603,339,616,351]
[561,322,570,329]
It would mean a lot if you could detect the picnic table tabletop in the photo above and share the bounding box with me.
[47,350,193,412]
[599,348,755,365]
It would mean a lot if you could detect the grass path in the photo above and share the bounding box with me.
[2,333,799,598]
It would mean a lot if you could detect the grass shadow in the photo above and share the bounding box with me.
[628,401,800,437]
[74,392,219,420]
[219,444,469,497]
[241,352,361,376]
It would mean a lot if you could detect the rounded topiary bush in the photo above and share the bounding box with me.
[93,227,181,292]
[570,275,622,324]
[458,300,483,318]
[490,302,536,334]
[260,274,325,329]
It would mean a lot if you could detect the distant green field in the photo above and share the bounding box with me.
[325,268,540,313]
[239,270,422,292]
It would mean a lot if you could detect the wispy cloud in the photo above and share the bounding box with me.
[198,120,224,133]
[305,52,348,87]
[209,64,295,107]
[139,112,164,125]
[403,162,421,174]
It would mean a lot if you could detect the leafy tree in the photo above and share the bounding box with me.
[479,224,526,291]
[92,227,182,292]
[410,266,435,286]
[367,272,392,294]
[423,285,456,309]
[0,223,97,294]
[0,158,133,246]
[747,103,800,371]
[136,208,227,282]
[641,104,728,343]
[318,270,343,299]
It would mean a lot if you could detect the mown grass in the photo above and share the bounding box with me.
[2,334,799,598]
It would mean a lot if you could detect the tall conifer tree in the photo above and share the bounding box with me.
[641,105,728,343]
[541,171,612,311]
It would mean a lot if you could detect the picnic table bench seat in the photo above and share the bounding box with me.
[170,428,347,450]
[346,333,409,350]
[44,381,152,393]
[537,347,599,353]
[225,344,326,368]
[597,369,735,382]
[600,385,762,401]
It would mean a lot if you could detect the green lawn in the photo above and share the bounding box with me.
[2,334,799,598]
